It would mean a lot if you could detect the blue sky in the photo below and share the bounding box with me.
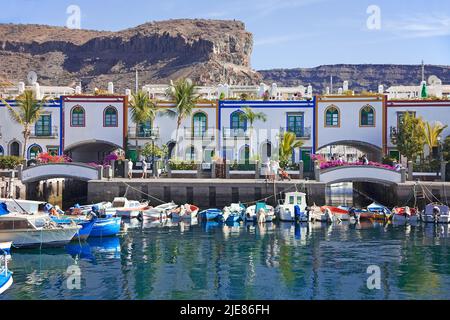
[1,0,449,69]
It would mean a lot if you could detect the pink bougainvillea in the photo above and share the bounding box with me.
[319,160,396,171]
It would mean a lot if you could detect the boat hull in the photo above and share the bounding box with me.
[90,217,122,237]
[52,218,95,240]
[0,271,13,295]
[0,242,12,254]
[422,214,450,224]
[0,227,79,248]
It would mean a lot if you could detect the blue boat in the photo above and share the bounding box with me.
[89,217,122,237]
[0,251,12,295]
[51,217,96,240]
[199,208,223,221]
[223,203,245,223]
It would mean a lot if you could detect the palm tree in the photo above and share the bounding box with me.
[129,90,158,158]
[1,90,48,159]
[239,106,267,159]
[165,78,199,159]
[279,131,304,168]
[423,121,448,160]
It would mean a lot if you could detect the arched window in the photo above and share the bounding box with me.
[325,105,340,127]
[104,106,118,127]
[71,106,85,127]
[28,144,42,160]
[239,145,250,164]
[192,112,207,137]
[0,146,3,156]
[360,105,375,126]
[9,141,20,157]
[185,146,196,161]
[230,111,247,131]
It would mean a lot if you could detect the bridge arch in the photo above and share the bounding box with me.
[319,165,403,186]
[64,139,123,162]
[317,140,383,162]
[20,162,102,183]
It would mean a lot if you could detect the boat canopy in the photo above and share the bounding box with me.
[0,203,9,216]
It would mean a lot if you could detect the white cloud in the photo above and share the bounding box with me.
[385,13,450,38]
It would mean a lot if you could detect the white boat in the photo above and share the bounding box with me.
[143,202,179,220]
[276,192,308,222]
[0,242,11,254]
[0,198,45,214]
[106,197,148,218]
[246,202,276,223]
[0,213,80,248]
[68,201,112,215]
[421,204,450,224]
[223,203,245,222]
[308,205,333,223]
[392,207,420,225]
[177,204,200,220]
[0,250,12,295]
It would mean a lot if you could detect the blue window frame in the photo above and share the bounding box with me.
[287,113,304,137]
[193,112,207,137]
[230,111,247,131]
[35,114,51,136]
[137,120,152,137]
[104,107,118,127]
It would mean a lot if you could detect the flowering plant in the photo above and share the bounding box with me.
[37,152,72,164]
[319,160,396,171]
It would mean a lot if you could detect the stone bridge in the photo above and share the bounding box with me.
[318,165,405,185]
[19,162,103,183]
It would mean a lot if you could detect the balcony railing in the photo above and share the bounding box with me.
[30,125,59,138]
[280,126,312,139]
[184,127,215,140]
[128,127,160,139]
[222,127,250,139]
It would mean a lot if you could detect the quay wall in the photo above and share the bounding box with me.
[87,178,327,208]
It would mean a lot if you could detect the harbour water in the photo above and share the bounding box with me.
[2,183,450,300]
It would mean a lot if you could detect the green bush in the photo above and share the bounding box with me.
[382,156,396,166]
[0,156,24,169]
[413,160,440,172]
[169,160,197,170]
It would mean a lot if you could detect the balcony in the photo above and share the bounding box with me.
[280,126,312,139]
[30,125,59,138]
[128,127,160,139]
[222,127,250,139]
[184,127,215,140]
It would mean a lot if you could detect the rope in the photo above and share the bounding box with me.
[121,182,166,204]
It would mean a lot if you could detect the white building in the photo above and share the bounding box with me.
[386,76,450,100]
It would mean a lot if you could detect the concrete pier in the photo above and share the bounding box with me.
[87,178,327,208]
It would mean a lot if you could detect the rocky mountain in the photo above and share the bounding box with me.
[0,19,261,92]
[259,64,450,93]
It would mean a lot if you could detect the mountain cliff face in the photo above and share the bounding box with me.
[0,19,261,92]
[259,64,450,93]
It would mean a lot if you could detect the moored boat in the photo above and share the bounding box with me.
[0,242,11,255]
[392,206,419,224]
[421,204,450,224]
[223,203,245,223]
[51,217,96,240]
[67,202,112,215]
[309,205,333,223]
[199,208,223,221]
[276,192,308,222]
[178,204,200,220]
[323,206,350,221]
[143,202,178,220]
[107,197,148,218]
[89,217,122,237]
[0,250,12,295]
[246,202,276,223]
[366,202,392,221]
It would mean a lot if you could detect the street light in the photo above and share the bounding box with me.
[149,133,156,178]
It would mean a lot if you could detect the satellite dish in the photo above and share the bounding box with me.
[27,71,38,85]
[428,75,442,86]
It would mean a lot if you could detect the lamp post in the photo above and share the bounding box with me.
[149,133,156,178]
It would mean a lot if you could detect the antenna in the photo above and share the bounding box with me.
[421,60,425,83]
[330,75,333,94]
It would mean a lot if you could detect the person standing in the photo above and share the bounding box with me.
[128,160,133,179]
[142,159,148,179]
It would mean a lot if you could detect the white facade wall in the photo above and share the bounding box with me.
[0,101,61,158]
[316,96,384,152]
[63,96,126,151]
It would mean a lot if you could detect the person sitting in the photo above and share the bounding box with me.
[87,205,100,221]
[48,206,60,218]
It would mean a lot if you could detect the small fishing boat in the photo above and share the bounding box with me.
[143,202,178,220]
[0,242,11,255]
[246,202,276,223]
[67,202,112,215]
[107,197,148,218]
[422,204,450,224]
[0,212,80,248]
[0,198,45,214]
[309,205,333,223]
[276,192,308,222]
[366,202,392,221]
[0,250,13,295]
[89,216,122,237]
[178,204,200,220]
[324,206,350,221]
[223,203,245,223]
[51,217,96,240]
[392,206,420,224]
[199,208,223,221]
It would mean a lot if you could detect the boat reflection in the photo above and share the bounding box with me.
[65,237,121,260]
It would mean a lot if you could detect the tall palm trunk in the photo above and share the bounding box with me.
[174,117,181,159]
[22,125,30,159]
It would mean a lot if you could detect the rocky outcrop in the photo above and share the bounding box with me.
[0,19,261,92]
[259,64,450,93]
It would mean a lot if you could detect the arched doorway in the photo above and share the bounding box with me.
[9,141,20,157]
[261,142,272,162]
[317,140,383,163]
[167,141,176,159]
[239,145,250,164]
[65,140,123,163]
